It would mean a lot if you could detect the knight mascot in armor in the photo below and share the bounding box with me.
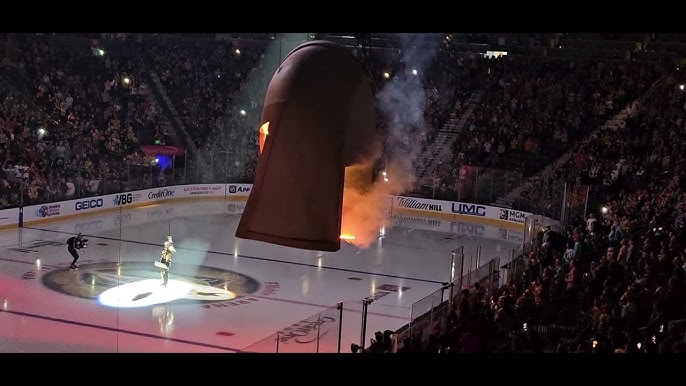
[155,235,176,287]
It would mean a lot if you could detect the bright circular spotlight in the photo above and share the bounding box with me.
[123,77,131,84]
[98,279,237,308]
[234,48,241,55]
[601,206,609,214]
[383,72,390,79]
[37,128,46,135]
[680,84,685,91]
[97,49,105,56]
[411,69,418,76]
[239,109,246,116]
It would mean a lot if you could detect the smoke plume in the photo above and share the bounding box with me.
[340,34,441,250]
[377,33,440,174]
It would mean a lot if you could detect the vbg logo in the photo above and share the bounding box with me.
[75,199,103,211]
[113,193,133,206]
[114,213,132,227]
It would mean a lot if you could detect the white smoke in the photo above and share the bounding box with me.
[376,33,441,179]
[339,34,442,250]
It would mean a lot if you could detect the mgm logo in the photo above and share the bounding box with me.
[41,261,261,307]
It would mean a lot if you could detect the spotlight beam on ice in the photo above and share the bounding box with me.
[98,279,236,308]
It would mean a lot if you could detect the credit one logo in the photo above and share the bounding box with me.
[75,198,104,211]
[148,189,175,199]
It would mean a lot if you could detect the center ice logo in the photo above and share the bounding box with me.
[41,261,262,307]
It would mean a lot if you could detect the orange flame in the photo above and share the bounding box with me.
[339,234,356,240]
[339,159,410,249]
[258,121,270,154]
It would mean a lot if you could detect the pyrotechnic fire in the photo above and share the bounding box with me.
[339,234,356,240]
[339,160,407,249]
[258,121,270,154]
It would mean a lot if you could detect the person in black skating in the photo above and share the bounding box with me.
[67,233,87,269]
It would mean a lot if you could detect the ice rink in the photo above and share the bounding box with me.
[0,200,521,353]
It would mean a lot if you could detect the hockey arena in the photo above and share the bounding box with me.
[0,184,524,352]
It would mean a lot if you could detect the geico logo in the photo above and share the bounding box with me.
[75,220,102,232]
[75,198,104,211]
[148,189,175,199]
[450,222,484,236]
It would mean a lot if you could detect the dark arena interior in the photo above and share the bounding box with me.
[1,32,686,354]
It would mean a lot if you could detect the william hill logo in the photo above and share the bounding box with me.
[395,197,443,212]
[394,216,441,229]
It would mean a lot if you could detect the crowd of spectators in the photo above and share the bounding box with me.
[144,38,269,184]
[2,33,686,353]
[1,34,171,208]
[391,64,686,354]
[423,55,665,207]
[358,43,489,186]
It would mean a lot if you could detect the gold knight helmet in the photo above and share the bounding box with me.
[162,235,176,258]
